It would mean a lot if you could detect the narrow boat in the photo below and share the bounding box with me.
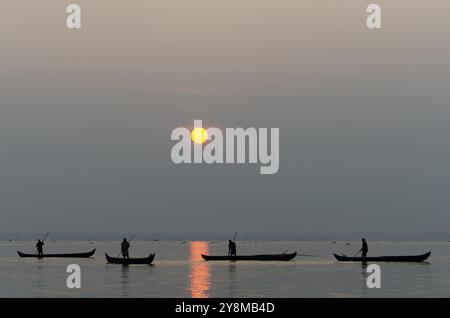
[333,251,431,262]
[201,252,297,261]
[105,253,155,265]
[17,249,96,258]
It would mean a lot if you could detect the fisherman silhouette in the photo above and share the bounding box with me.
[121,238,130,259]
[228,240,237,257]
[36,239,44,256]
[357,238,368,258]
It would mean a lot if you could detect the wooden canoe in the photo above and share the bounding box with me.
[105,253,155,265]
[201,252,297,261]
[333,252,431,262]
[17,249,96,258]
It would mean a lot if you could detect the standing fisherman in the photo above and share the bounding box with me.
[228,240,237,257]
[356,238,368,258]
[121,238,130,259]
[36,239,44,257]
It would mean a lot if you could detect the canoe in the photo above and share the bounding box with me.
[201,252,297,261]
[105,253,155,265]
[17,249,96,258]
[333,252,431,262]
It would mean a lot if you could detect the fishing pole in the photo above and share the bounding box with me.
[42,232,50,242]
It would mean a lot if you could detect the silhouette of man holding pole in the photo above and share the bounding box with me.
[356,238,368,258]
[228,240,237,257]
[36,239,44,257]
[121,238,130,259]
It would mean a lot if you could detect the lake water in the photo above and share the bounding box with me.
[0,241,448,297]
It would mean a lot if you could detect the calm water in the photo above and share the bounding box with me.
[0,241,449,297]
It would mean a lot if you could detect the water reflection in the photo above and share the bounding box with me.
[35,260,45,290]
[121,265,130,297]
[228,263,237,297]
[361,263,369,296]
[190,242,211,298]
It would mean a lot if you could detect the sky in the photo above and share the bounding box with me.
[0,1,449,239]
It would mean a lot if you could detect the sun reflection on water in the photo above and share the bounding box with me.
[190,241,211,298]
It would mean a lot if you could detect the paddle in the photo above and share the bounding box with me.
[35,232,50,253]
[116,234,136,258]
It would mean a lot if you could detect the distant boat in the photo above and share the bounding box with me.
[105,253,155,265]
[334,252,431,262]
[17,249,96,258]
[201,252,297,261]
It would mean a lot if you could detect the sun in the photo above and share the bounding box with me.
[191,127,208,144]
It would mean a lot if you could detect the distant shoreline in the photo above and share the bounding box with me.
[1,238,449,243]
[1,232,449,242]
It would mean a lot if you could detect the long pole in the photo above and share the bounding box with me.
[42,232,50,242]
[233,232,237,242]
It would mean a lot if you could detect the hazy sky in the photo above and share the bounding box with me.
[1,1,449,239]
